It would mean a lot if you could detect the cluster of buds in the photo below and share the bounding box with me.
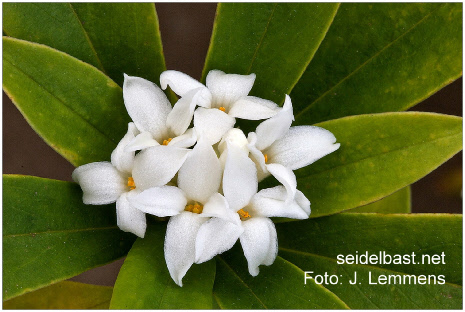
[73,70,340,286]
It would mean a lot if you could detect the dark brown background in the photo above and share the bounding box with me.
[3,3,462,286]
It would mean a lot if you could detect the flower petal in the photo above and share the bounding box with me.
[124,131,160,152]
[193,107,236,145]
[218,128,249,155]
[240,217,278,276]
[267,125,340,170]
[160,70,205,96]
[165,212,209,287]
[128,186,187,217]
[201,193,241,225]
[247,132,268,174]
[206,70,255,109]
[132,146,190,190]
[228,96,279,120]
[265,163,297,202]
[123,74,171,141]
[248,186,310,219]
[255,94,294,151]
[168,128,197,148]
[72,162,126,205]
[166,87,211,137]
[195,218,243,264]
[111,122,139,174]
[223,144,258,212]
[177,140,222,203]
[116,192,146,238]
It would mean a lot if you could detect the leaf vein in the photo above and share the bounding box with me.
[4,226,119,238]
[217,256,268,309]
[245,3,278,74]
[298,130,461,179]
[3,57,118,145]
[68,3,106,73]
[295,4,443,121]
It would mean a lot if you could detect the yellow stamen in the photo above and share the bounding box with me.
[185,202,203,214]
[264,154,268,163]
[127,177,136,190]
[219,107,226,112]
[237,209,251,220]
[162,138,173,146]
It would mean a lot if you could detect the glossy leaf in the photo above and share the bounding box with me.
[3,281,112,309]
[202,3,339,104]
[349,186,411,213]
[3,175,135,300]
[3,3,104,70]
[3,37,130,166]
[110,224,216,309]
[277,213,462,308]
[213,245,349,309]
[292,3,462,124]
[263,112,461,218]
[3,3,166,87]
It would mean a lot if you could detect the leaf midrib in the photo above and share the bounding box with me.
[68,3,106,73]
[3,55,118,146]
[297,130,461,179]
[216,256,268,309]
[245,3,277,74]
[4,226,119,238]
[294,4,443,121]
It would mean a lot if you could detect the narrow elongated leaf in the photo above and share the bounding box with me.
[110,224,216,309]
[349,186,411,213]
[213,245,349,309]
[70,3,166,86]
[263,112,461,218]
[3,281,112,309]
[277,213,462,308]
[3,175,135,300]
[3,37,130,166]
[3,3,166,86]
[292,3,462,124]
[202,3,339,104]
[3,3,104,71]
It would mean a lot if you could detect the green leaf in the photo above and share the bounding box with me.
[292,3,462,125]
[110,224,216,309]
[213,245,349,309]
[3,3,166,86]
[3,3,104,71]
[3,175,135,300]
[349,186,411,213]
[277,213,462,308]
[3,281,112,309]
[69,3,166,87]
[276,112,462,218]
[3,37,130,166]
[202,3,339,104]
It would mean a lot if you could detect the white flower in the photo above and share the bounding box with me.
[248,95,340,200]
[72,123,190,238]
[122,74,197,151]
[195,138,310,276]
[130,139,239,286]
[160,70,280,145]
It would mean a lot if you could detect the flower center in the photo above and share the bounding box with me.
[219,106,226,112]
[162,138,173,145]
[264,154,268,163]
[127,177,136,190]
[185,202,203,214]
[237,208,251,221]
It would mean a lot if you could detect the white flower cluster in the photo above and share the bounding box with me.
[73,70,340,286]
